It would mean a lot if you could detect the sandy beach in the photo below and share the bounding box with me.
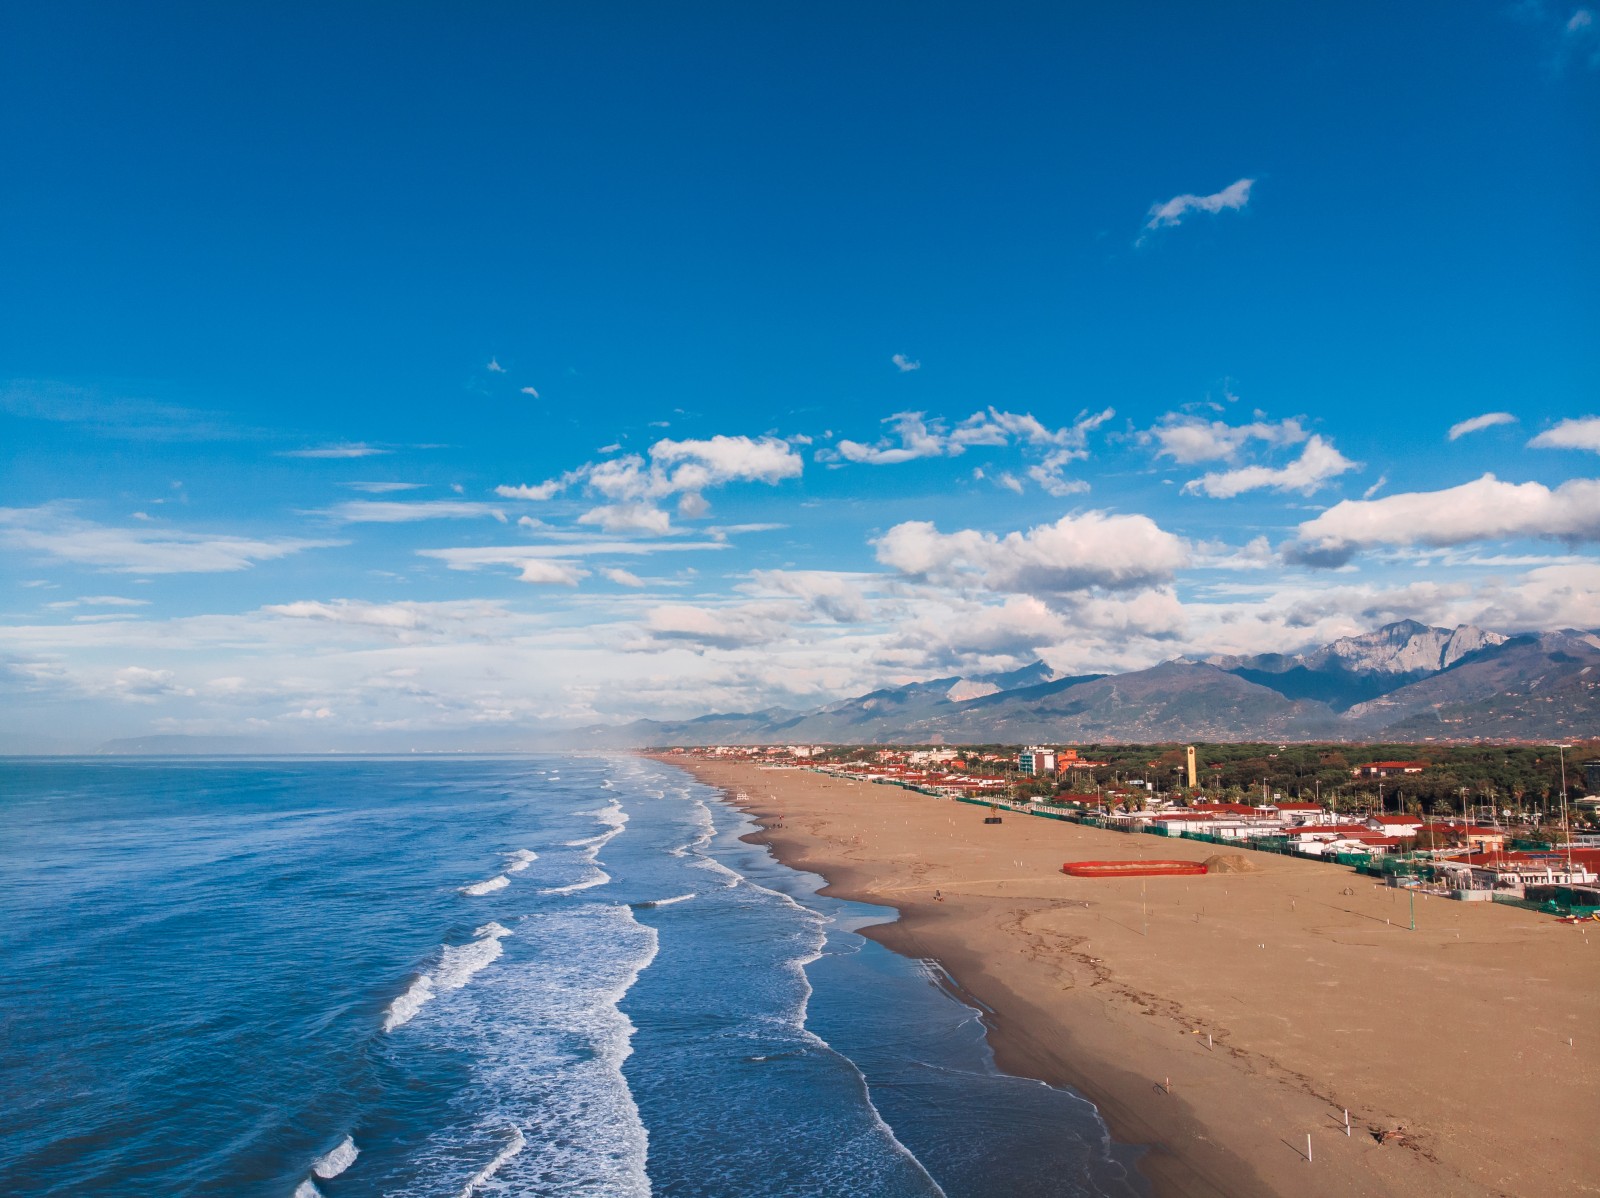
[666,757,1600,1198]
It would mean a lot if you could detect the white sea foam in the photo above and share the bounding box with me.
[383,921,514,1032]
[311,1135,359,1179]
[635,892,694,908]
[456,1126,526,1198]
[504,849,538,872]
[459,875,509,896]
[293,1181,322,1198]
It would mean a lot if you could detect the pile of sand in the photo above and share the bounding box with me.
[1203,853,1260,874]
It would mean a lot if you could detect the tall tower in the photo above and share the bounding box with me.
[1186,745,1198,790]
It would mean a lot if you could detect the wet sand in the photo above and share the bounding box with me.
[666,757,1600,1198]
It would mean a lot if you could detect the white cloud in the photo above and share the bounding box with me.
[1146,415,1308,464]
[1528,416,1600,453]
[342,481,426,493]
[496,436,802,526]
[577,504,674,536]
[515,560,587,586]
[833,407,1113,483]
[1183,435,1358,498]
[1141,178,1254,239]
[46,595,151,609]
[602,568,646,587]
[891,353,921,372]
[520,386,540,398]
[875,510,1188,595]
[487,358,506,373]
[317,500,507,523]
[112,665,191,700]
[495,477,572,501]
[996,472,1025,494]
[0,506,341,574]
[264,599,515,636]
[743,570,876,623]
[1285,473,1600,565]
[1448,411,1517,440]
[282,443,390,459]
[642,604,790,650]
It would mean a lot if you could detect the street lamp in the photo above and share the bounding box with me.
[1556,744,1574,880]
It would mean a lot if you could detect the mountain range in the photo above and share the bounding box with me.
[574,620,1600,747]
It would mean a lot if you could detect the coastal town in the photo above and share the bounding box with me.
[666,741,1600,914]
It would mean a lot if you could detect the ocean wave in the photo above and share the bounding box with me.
[503,849,538,872]
[459,875,509,896]
[293,1181,322,1198]
[311,1135,359,1179]
[540,870,609,896]
[456,1126,526,1198]
[383,922,514,1032]
[632,893,695,909]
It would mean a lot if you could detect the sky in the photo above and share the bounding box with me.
[2,2,1597,751]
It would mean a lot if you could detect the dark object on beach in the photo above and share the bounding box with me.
[984,815,1003,824]
[1061,860,1209,878]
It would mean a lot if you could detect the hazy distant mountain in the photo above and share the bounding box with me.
[611,621,1598,746]
[1209,620,1510,712]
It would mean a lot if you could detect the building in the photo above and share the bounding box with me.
[1352,761,1427,778]
[1584,759,1600,794]
[1018,746,1057,776]
[1185,744,1198,789]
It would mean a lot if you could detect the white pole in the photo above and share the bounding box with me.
[1344,1109,1350,1136]
[1307,1134,1313,1163]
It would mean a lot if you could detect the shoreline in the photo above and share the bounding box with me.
[661,755,1599,1198]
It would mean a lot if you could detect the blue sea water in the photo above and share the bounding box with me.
[0,755,1145,1197]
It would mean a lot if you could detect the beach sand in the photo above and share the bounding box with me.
[666,757,1600,1198]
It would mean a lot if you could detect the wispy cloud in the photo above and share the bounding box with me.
[891,353,921,372]
[1528,416,1600,452]
[1145,415,1307,464]
[830,407,1112,495]
[1183,435,1357,498]
[342,481,426,493]
[1448,411,1517,440]
[519,386,540,397]
[283,443,390,459]
[0,506,342,574]
[486,358,506,374]
[316,500,508,523]
[1140,178,1254,242]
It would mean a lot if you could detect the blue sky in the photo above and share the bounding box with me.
[2,2,1597,750]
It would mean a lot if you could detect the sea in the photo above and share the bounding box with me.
[0,754,1146,1197]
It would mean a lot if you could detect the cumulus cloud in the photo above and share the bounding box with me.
[317,500,508,523]
[577,504,674,536]
[1448,412,1517,440]
[643,604,788,650]
[1284,473,1600,566]
[1140,178,1254,241]
[1146,415,1308,464]
[1528,416,1600,453]
[744,570,876,623]
[1182,435,1357,498]
[0,506,341,574]
[891,353,921,372]
[875,510,1188,595]
[282,443,390,459]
